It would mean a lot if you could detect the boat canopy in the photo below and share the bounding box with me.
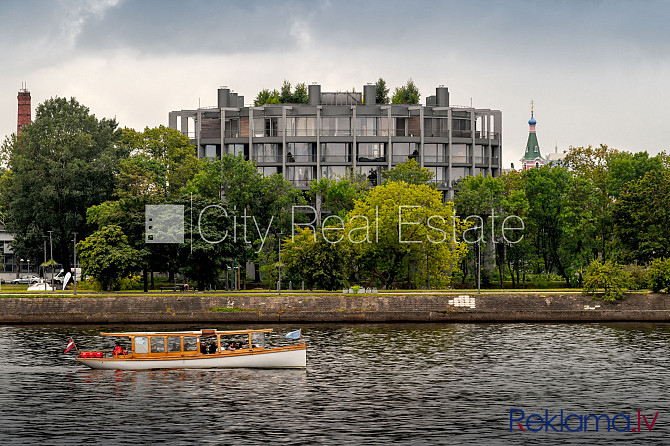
[100,329,273,337]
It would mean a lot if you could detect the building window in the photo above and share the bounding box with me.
[474,145,486,164]
[224,119,240,138]
[393,117,407,136]
[321,165,348,180]
[424,144,446,163]
[426,167,445,187]
[257,166,280,177]
[424,118,448,137]
[355,117,389,136]
[356,166,384,186]
[321,117,351,136]
[253,117,279,137]
[286,143,315,163]
[452,144,470,163]
[225,144,246,159]
[252,144,281,163]
[286,117,317,136]
[358,143,386,162]
[392,143,419,164]
[286,166,314,188]
[451,166,470,186]
[452,115,472,138]
[320,143,351,163]
[204,144,218,159]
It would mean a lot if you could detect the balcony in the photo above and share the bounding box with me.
[252,154,282,164]
[452,130,472,138]
[287,154,315,163]
[452,156,471,164]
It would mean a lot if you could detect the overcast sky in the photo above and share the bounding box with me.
[2,0,669,168]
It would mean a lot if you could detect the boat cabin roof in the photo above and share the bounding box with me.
[100,329,273,337]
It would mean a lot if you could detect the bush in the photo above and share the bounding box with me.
[583,259,631,302]
[622,263,649,290]
[648,258,670,293]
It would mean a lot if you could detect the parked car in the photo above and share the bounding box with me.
[11,275,40,284]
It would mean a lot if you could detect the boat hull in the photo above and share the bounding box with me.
[76,347,306,371]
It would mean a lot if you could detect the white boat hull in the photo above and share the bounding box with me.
[76,347,306,370]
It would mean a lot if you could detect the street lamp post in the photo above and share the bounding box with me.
[277,233,282,296]
[73,232,77,295]
[48,230,54,291]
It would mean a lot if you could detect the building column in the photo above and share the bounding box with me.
[248,108,254,162]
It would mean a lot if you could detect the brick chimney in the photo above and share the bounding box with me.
[17,84,31,135]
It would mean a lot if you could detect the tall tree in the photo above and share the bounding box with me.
[293,83,309,103]
[344,181,468,288]
[375,78,390,104]
[613,169,670,263]
[391,79,420,104]
[2,97,126,272]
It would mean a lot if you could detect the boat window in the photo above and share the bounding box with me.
[183,336,197,352]
[150,337,166,353]
[250,332,266,348]
[167,336,181,353]
[134,337,149,354]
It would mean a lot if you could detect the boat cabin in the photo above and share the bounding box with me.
[101,329,272,359]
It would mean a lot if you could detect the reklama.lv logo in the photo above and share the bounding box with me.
[510,409,659,433]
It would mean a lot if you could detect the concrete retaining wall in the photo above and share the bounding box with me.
[0,292,669,324]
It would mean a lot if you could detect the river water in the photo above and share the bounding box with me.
[0,323,668,445]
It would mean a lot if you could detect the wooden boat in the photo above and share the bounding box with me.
[73,328,306,370]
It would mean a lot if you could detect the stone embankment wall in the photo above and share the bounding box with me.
[0,292,669,324]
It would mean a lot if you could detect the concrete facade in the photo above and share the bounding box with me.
[1,292,668,324]
[169,84,502,199]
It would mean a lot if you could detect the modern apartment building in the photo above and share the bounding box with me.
[168,83,502,199]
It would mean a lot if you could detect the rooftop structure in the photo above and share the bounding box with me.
[168,83,503,198]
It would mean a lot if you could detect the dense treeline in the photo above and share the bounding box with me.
[1,97,668,294]
[452,145,670,295]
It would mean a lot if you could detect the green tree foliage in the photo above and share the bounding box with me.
[254,81,309,106]
[454,173,530,287]
[613,169,670,263]
[391,79,420,104]
[254,89,280,106]
[280,80,293,103]
[309,169,368,219]
[179,195,243,291]
[77,225,140,291]
[1,97,126,272]
[282,228,350,291]
[381,158,434,185]
[647,258,670,293]
[375,78,390,104]
[582,259,630,302]
[293,83,309,104]
[344,181,468,288]
[118,126,200,200]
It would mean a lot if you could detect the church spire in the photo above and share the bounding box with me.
[520,100,545,169]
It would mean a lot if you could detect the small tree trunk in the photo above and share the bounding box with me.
[143,267,148,293]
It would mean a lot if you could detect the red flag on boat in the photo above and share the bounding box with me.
[64,338,76,353]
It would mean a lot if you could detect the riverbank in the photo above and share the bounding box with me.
[0,291,668,324]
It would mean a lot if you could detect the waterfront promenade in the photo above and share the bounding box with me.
[0,291,668,324]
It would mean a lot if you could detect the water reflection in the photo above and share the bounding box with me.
[0,323,668,445]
